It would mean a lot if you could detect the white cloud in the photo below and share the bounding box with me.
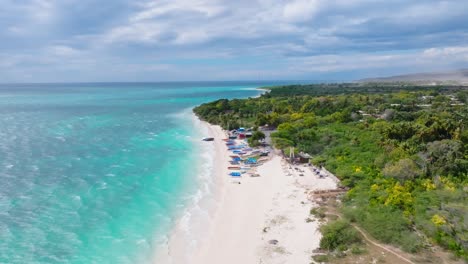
[1,0,468,81]
[286,45,468,74]
[423,46,468,60]
[47,45,81,57]
[28,0,56,22]
[4,0,57,24]
[98,0,316,46]
[173,29,210,45]
[102,0,226,45]
[131,0,226,22]
[6,26,25,35]
[282,0,319,22]
[103,22,165,44]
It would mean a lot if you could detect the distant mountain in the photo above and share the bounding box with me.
[359,69,468,84]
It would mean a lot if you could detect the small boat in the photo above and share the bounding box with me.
[228,166,241,170]
[229,172,241,177]
[202,137,214,141]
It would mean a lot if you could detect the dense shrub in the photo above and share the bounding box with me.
[319,220,361,251]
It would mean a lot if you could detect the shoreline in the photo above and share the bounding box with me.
[156,114,339,264]
[153,114,229,263]
[255,87,270,98]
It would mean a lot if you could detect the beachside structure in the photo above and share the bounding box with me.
[297,152,311,163]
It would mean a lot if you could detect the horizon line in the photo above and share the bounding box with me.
[0,79,350,86]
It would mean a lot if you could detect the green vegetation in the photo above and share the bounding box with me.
[194,83,468,259]
[320,220,362,251]
[310,207,327,219]
[247,129,265,147]
[311,254,330,263]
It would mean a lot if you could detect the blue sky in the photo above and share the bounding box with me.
[1,0,468,82]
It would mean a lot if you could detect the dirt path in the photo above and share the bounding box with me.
[326,212,415,264]
[350,223,415,264]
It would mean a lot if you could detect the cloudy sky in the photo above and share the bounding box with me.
[1,0,468,82]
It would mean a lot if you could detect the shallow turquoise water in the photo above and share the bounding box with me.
[0,82,276,264]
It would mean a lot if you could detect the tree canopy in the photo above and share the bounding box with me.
[194,83,468,259]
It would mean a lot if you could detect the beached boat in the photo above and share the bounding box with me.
[228,166,241,170]
[229,172,241,177]
[202,137,214,141]
[245,157,257,164]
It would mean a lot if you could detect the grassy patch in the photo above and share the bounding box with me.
[310,207,327,219]
[312,254,330,263]
[320,220,362,251]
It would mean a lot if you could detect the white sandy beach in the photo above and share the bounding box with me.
[159,121,338,264]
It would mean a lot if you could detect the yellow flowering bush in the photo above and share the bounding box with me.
[431,214,446,226]
[440,177,456,192]
[421,179,436,191]
[384,182,413,213]
[291,113,303,121]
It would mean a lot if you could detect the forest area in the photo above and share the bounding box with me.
[194,83,468,261]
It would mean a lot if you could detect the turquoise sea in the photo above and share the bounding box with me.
[0,82,289,264]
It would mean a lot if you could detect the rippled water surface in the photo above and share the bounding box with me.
[0,82,272,263]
